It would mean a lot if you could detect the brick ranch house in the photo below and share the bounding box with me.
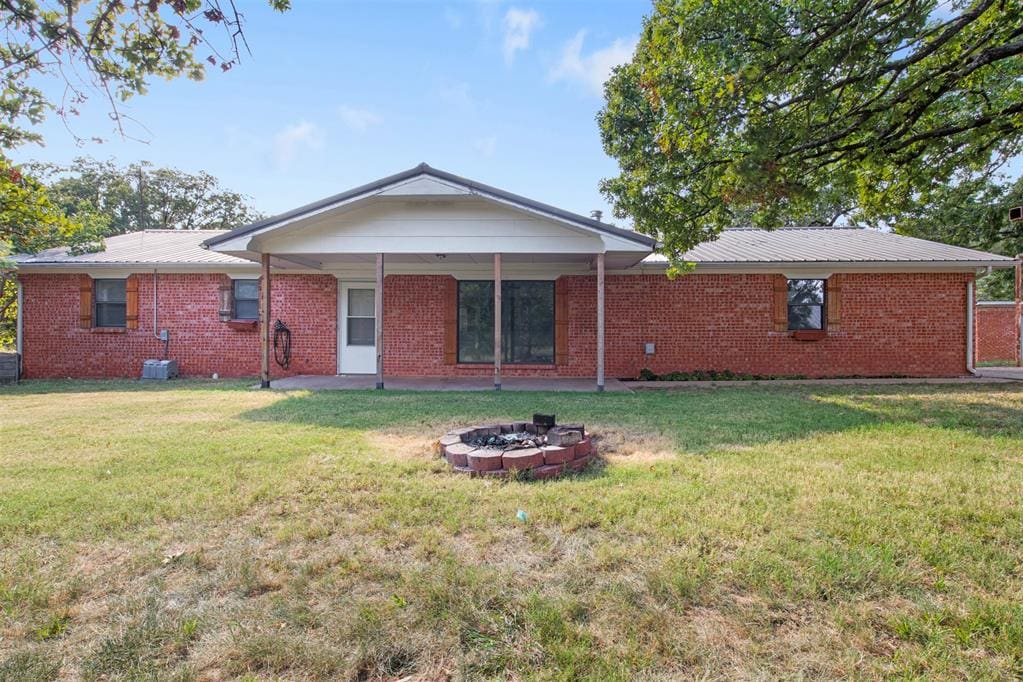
[11,164,1019,388]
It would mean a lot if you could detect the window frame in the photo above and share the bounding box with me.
[786,278,827,331]
[345,287,376,347]
[93,278,127,329]
[232,279,260,321]
[456,279,556,365]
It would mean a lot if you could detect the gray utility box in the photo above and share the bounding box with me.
[141,359,179,381]
[0,352,20,384]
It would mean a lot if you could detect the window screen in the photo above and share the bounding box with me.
[787,279,825,330]
[457,280,555,364]
[233,279,259,320]
[347,288,375,346]
[94,279,127,328]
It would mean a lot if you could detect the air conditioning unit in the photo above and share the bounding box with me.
[141,359,179,380]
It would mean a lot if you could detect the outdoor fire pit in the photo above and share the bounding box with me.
[438,415,594,479]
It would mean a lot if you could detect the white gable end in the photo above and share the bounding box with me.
[376,176,471,197]
[258,199,608,255]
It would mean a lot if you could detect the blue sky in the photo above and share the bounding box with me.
[13,0,650,222]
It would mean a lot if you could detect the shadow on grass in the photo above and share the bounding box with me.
[0,377,255,395]
[236,384,1023,453]
[6,378,1022,452]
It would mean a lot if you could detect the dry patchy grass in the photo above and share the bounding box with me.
[2,380,1023,680]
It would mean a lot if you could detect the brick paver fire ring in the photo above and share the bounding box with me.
[438,419,594,479]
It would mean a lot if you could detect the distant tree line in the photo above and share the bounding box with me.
[0,158,263,348]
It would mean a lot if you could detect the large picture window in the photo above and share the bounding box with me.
[94,279,127,328]
[787,279,826,330]
[457,280,555,364]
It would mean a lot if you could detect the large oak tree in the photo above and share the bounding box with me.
[599,0,1023,271]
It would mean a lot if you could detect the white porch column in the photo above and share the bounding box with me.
[376,253,384,389]
[494,253,502,391]
[596,252,605,392]
[260,253,271,388]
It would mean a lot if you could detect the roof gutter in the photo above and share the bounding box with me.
[634,259,1018,272]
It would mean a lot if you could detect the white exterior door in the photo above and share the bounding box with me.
[339,283,377,374]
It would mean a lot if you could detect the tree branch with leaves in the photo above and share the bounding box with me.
[599,0,1023,271]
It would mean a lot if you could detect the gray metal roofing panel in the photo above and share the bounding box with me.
[201,162,657,249]
[14,226,1014,267]
[14,230,249,265]
[642,227,1015,264]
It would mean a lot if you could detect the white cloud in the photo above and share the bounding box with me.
[502,7,540,64]
[549,30,636,96]
[272,120,324,167]
[473,136,497,157]
[337,105,382,133]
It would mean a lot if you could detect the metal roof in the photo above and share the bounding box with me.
[642,227,1016,266]
[201,162,658,249]
[14,230,249,266]
[12,225,1015,269]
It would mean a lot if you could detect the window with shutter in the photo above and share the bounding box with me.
[93,279,127,328]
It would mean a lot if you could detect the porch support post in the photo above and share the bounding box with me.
[494,253,502,391]
[260,252,271,388]
[376,253,384,389]
[596,252,605,392]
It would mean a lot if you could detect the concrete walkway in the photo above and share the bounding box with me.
[975,366,1023,381]
[268,375,631,392]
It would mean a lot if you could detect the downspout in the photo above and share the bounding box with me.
[153,269,168,359]
[966,279,976,375]
[15,278,23,379]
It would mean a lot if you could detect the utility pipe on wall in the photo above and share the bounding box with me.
[153,269,169,359]
[15,279,23,378]
[966,279,976,375]
[1016,255,1022,367]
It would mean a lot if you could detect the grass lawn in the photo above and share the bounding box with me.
[2,380,1023,680]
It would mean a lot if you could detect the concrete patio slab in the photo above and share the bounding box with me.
[268,375,631,392]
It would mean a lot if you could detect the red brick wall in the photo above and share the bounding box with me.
[976,303,1019,363]
[382,272,972,378]
[20,273,337,379]
[22,270,973,379]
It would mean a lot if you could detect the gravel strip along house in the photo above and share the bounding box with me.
[12,164,1018,386]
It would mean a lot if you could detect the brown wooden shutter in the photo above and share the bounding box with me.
[218,276,233,321]
[555,278,568,365]
[772,275,789,332]
[826,275,841,329]
[79,275,93,329]
[443,277,457,364]
[125,274,139,329]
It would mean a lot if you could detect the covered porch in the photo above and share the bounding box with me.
[202,164,656,392]
[268,374,632,392]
